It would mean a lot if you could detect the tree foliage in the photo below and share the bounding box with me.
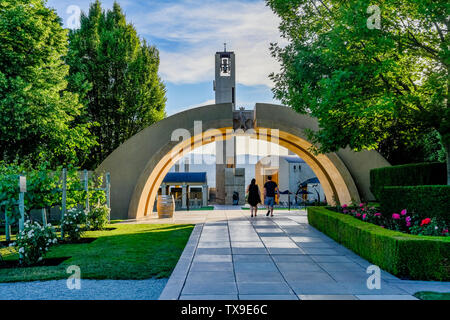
[0,0,97,166]
[67,1,166,168]
[267,0,449,181]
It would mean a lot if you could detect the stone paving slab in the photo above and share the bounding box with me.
[180,295,238,300]
[182,282,238,295]
[159,208,449,300]
[235,271,285,283]
[237,282,294,295]
[234,262,278,272]
[299,295,358,300]
[239,295,299,300]
[356,295,419,300]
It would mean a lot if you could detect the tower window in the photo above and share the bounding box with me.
[220,57,231,76]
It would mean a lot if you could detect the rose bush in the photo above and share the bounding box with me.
[410,217,448,236]
[62,207,87,242]
[337,204,448,237]
[86,204,110,231]
[10,220,58,266]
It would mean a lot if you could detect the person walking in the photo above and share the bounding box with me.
[264,176,279,217]
[246,179,261,217]
[232,191,239,205]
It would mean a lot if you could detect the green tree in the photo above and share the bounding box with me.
[67,1,166,168]
[267,0,449,183]
[0,0,96,167]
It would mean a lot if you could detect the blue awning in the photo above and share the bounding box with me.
[163,172,207,184]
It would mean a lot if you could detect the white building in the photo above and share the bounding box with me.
[255,155,325,205]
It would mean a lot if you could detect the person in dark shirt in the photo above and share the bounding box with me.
[232,191,239,205]
[264,176,279,217]
[246,178,261,217]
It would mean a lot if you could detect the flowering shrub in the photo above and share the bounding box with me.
[339,203,383,225]
[337,203,449,237]
[409,217,449,237]
[62,207,87,242]
[86,204,110,231]
[10,220,58,266]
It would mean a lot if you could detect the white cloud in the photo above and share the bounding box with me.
[132,0,283,87]
[174,99,216,114]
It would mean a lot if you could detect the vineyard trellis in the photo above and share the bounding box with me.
[2,169,110,241]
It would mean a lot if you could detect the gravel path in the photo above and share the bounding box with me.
[0,278,168,300]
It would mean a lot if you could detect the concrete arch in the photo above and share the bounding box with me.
[97,103,390,220]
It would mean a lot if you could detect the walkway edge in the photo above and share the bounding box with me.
[158,223,203,300]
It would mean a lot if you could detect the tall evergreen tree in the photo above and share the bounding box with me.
[0,0,96,166]
[67,1,166,168]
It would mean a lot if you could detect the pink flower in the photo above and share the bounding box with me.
[342,204,348,208]
[406,222,411,227]
[351,210,356,213]
[356,213,361,217]
[343,210,348,213]
[420,218,431,226]
[443,229,449,234]
[362,214,367,220]
[375,213,381,217]
[359,203,364,208]
[392,213,400,220]
[361,208,365,211]
[401,209,407,216]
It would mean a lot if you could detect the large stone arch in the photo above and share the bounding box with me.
[97,103,390,220]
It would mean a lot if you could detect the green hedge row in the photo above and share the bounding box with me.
[370,162,446,200]
[307,207,450,281]
[379,186,450,222]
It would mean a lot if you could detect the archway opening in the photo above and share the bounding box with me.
[131,128,358,219]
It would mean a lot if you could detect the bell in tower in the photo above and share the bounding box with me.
[220,57,230,76]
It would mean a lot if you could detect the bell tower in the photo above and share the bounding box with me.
[214,43,236,108]
[214,45,243,205]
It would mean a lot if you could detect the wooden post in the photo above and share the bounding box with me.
[18,175,26,261]
[5,207,11,242]
[61,168,67,240]
[288,193,291,212]
[84,169,89,213]
[18,176,26,232]
[186,185,190,212]
[41,208,47,225]
[105,172,111,222]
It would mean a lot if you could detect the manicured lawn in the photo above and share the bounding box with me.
[414,292,450,300]
[0,223,194,283]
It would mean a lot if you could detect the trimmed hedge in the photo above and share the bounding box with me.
[379,186,450,222]
[370,162,446,200]
[307,207,450,281]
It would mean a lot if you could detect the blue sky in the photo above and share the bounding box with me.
[47,0,283,116]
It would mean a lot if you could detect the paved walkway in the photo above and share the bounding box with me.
[159,207,450,300]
